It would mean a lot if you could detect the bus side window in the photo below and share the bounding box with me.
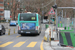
[38,15,41,24]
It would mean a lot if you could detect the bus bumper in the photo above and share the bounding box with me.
[18,30,38,34]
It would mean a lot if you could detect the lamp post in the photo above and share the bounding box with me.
[54,0,58,30]
[42,3,44,22]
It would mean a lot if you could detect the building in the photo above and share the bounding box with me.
[3,0,20,20]
[0,0,4,20]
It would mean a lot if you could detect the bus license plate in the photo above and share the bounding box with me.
[26,32,30,33]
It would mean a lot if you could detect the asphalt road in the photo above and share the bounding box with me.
[1,23,75,50]
[0,23,45,50]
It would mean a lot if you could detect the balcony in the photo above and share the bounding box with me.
[0,9,4,13]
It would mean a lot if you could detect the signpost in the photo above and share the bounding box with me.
[4,10,10,22]
[4,10,10,30]
[48,8,55,15]
[48,8,55,46]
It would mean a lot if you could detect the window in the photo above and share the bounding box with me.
[38,14,41,24]
[0,2,3,4]
[0,15,3,17]
[0,7,4,9]
[20,13,36,21]
[0,11,3,13]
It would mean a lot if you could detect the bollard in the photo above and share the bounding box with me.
[49,29,51,46]
[14,28,15,34]
[8,29,10,35]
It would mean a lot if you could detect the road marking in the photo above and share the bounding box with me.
[0,42,13,47]
[13,41,25,47]
[16,35,21,38]
[27,42,37,47]
[40,40,44,50]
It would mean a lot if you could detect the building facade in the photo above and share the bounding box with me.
[0,0,4,20]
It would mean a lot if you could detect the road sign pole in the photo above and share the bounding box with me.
[65,10,66,18]
[62,9,63,18]
[54,0,58,40]
[56,9,58,29]
[48,8,55,46]
[49,15,51,46]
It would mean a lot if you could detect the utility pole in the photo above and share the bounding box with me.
[74,9,75,17]
[65,10,66,18]
[42,3,44,22]
[62,9,63,18]
[55,0,58,30]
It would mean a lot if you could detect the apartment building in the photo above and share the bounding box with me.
[0,0,4,20]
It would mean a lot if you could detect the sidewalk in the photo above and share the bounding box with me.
[43,24,75,50]
[43,40,75,50]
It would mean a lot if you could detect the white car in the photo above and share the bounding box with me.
[43,19,49,23]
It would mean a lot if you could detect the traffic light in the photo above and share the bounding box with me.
[52,5,57,9]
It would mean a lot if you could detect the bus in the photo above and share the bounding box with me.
[18,13,41,36]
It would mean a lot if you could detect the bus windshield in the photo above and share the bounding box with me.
[20,13,36,21]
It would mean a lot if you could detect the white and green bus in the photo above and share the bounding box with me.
[18,13,41,35]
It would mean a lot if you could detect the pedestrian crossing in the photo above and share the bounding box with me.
[27,42,37,47]
[0,41,37,48]
[0,42,13,47]
[13,41,25,47]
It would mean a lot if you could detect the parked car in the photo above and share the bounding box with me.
[0,25,6,35]
[43,19,49,24]
[10,21,17,26]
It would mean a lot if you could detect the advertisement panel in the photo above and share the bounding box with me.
[21,23,35,30]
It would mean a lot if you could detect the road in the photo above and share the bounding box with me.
[0,23,45,50]
[1,23,75,50]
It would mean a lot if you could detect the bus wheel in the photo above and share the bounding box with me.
[37,33,40,35]
[21,34,24,36]
[37,32,40,35]
[40,31,41,33]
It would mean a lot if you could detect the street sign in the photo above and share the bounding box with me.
[4,10,10,20]
[48,8,55,15]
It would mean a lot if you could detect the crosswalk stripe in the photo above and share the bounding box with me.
[27,42,37,47]
[0,42,13,47]
[13,42,25,47]
[16,35,21,38]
